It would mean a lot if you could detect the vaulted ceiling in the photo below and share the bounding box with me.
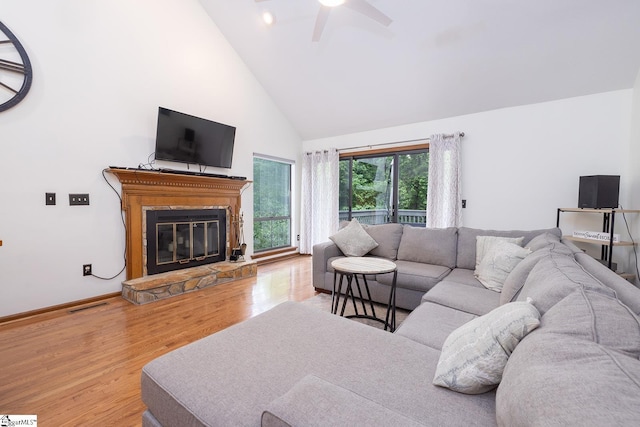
[199,0,640,140]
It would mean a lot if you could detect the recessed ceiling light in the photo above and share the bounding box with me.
[262,11,275,26]
[319,0,345,7]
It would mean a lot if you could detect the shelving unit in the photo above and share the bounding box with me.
[557,208,639,280]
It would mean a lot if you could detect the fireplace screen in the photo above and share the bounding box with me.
[146,209,226,275]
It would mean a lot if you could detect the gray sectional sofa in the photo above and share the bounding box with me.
[141,224,640,426]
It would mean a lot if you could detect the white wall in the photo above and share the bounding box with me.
[304,90,635,268]
[0,0,301,317]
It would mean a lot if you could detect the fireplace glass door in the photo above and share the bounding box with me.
[147,209,226,275]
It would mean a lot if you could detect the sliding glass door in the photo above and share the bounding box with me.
[339,149,428,226]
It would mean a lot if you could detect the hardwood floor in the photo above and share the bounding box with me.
[0,256,316,426]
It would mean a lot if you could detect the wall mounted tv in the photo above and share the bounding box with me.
[154,107,236,169]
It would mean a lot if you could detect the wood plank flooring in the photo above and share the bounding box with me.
[0,256,316,426]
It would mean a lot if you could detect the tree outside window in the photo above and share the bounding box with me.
[253,157,292,252]
[339,149,428,226]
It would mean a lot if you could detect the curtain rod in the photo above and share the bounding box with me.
[337,132,464,152]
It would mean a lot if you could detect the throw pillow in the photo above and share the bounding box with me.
[433,299,541,394]
[474,236,524,271]
[475,240,531,292]
[329,218,378,257]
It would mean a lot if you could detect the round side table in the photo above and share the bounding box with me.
[331,257,398,331]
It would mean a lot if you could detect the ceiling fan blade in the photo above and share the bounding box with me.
[344,0,392,27]
[312,6,331,42]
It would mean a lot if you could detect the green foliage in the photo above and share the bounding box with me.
[254,158,290,217]
[253,158,291,251]
[254,219,290,252]
[398,152,428,210]
[340,151,428,212]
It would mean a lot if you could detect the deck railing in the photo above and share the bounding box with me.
[339,209,426,226]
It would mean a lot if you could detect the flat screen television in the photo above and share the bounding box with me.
[154,107,236,169]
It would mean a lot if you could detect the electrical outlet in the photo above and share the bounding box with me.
[297,234,300,241]
[45,192,56,205]
[69,194,90,206]
[462,199,467,208]
[83,264,92,276]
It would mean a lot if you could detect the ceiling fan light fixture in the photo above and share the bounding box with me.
[318,0,345,7]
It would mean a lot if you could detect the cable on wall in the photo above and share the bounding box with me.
[90,168,127,281]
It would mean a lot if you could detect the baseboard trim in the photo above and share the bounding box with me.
[256,252,307,266]
[0,292,121,325]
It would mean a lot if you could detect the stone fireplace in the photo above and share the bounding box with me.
[108,168,256,304]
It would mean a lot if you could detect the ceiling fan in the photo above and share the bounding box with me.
[255,0,393,42]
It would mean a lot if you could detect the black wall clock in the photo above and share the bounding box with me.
[0,21,32,112]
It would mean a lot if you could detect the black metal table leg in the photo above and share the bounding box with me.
[339,273,354,317]
[384,270,398,332]
[352,274,367,316]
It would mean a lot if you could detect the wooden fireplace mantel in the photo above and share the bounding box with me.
[108,168,251,280]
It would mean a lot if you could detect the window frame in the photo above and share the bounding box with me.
[252,154,295,253]
[339,143,429,226]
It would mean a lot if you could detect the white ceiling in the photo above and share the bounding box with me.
[199,0,640,141]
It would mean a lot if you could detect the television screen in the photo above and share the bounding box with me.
[154,107,236,169]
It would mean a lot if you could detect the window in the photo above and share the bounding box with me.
[253,156,292,252]
[339,147,428,226]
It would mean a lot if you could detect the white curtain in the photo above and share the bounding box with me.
[300,148,339,254]
[426,133,462,228]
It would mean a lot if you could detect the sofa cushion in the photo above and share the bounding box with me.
[496,332,640,426]
[423,281,500,316]
[329,218,378,257]
[475,240,531,292]
[377,260,451,293]
[433,299,540,394]
[500,243,575,305]
[436,268,484,288]
[394,301,478,350]
[516,251,614,315]
[574,251,640,315]
[524,231,561,251]
[396,226,457,269]
[262,375,425,427]
[456,227,562,270]
[541,287,640,358]
[474,236,524,271]
[363,223,404,260]
[144,301,497,426]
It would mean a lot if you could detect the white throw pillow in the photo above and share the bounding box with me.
[433,299,541,394]
[475,236,524,271]
[329,219,378,257]
[475,240,531,292]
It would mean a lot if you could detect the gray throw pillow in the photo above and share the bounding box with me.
[433,299,540,394]
[329,219,378,257]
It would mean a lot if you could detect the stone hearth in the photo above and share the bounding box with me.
[122,259,257,304]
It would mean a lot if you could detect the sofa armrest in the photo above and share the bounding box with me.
[312,241,342,288]
[262,375,424,427]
